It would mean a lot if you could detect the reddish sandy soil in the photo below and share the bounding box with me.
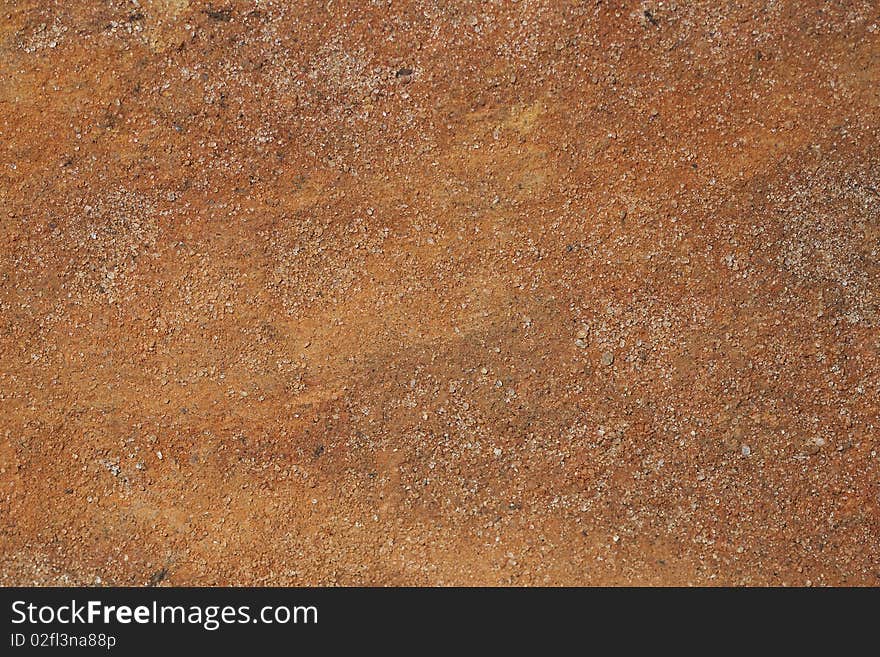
[1,1,878,586]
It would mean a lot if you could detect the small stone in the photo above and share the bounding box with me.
[800,436,826,456]
[493,448,502,457]
[801,442,820,456]
[156,450,163,460]
[600,351,614,366]
[480,367,488,375]
[741,445,751,457]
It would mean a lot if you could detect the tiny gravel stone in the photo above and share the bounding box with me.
[741,445,751,457]
[600,351,614,366]
[801,442,820,456]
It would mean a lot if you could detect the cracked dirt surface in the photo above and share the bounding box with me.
[1,1,879,585]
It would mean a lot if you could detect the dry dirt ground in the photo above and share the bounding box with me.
[1,1,878,586]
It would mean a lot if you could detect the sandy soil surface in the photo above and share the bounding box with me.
[1,1,878,586]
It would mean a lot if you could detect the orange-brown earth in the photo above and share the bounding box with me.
[1,0,878,585]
